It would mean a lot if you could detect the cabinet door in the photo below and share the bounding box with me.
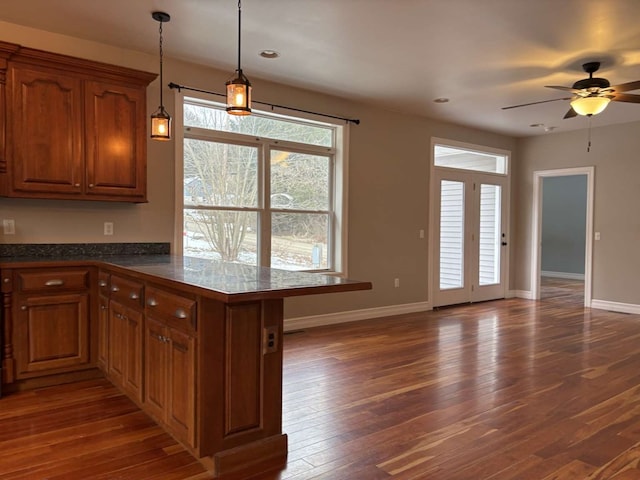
[97,295,109,371]
[123,306,142,401]
[84,81,147,200]
[15,292,89,378]
[144,316,168,420]
[108,302,126,386]
[9,65,83,194]
[108,301,142,401]
[167,327,196,448]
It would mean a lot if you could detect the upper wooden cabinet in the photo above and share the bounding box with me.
[0,42,156,203]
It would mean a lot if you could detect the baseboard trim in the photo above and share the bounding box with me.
[284,301,432,331]
[590,299,640,315]
[541,271,585,280]
[512,290,534,300]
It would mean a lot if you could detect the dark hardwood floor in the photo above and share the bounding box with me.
[540,276,585,305]
[3,297,640,479]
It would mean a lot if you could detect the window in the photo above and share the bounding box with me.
[178,96,347,273]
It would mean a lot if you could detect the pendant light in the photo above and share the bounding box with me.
[226,0,252,115]
[150,11,171,140]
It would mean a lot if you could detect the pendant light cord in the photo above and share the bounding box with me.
[237,0,242,73]
[159,19,164,108]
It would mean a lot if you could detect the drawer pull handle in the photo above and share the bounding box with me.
[3,278,10,283]
[100,305,107,310]
[99,280,107,287]
[21,305,27,311]
[147,298,158,307]
[129,292,139,300]
[174,309,188,319]
[45,279,64,287]
[111,286,120,292]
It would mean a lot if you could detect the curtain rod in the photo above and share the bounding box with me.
[168,82,360,125]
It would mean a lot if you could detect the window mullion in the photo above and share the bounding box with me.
[260,143,271,267]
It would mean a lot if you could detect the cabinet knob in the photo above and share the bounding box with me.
[174,309,188,319]
[100,305,107,310]
[129,292,139,300]
[89,184,94,188]
[99,280,107,287]
[21,305,27,311]
[74,183,80,187]
[3,277,9,283]
[111,286,120,292]
[147,298,158,307]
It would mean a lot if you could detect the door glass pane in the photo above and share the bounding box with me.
[479,184,501,286]
[440,180,464,290]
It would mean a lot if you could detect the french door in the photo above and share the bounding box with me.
[433,168,508,307]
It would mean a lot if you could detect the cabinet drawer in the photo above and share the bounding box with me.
[98,271,110,296]
[146,286,196,333]
[109,275,144,309]
[17,269,89,293]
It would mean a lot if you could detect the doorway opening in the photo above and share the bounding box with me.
[531,167,594,307]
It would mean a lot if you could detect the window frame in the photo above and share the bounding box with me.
[173,91,349,275]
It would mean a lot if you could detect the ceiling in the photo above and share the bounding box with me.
[2,0,640,137]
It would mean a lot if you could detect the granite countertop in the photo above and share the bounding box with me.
[0,244,371,300]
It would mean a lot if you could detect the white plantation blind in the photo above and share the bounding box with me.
[439,180,464,290]
[479,184,501,286]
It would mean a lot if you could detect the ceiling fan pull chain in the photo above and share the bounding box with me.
[587,116,592,153]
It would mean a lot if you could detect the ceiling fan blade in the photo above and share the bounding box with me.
[611,92,640,103]
[563,108,578,119]
[608,80,640,93]
[502,97,571,110]
[545,85,581,93]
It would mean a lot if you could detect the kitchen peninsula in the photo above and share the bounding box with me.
[0,244,372,478]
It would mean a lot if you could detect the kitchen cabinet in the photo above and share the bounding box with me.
[144,286,197,448]
[107,274,144,401]
[13,267,93,379]
[0,255,371,478]
[0,43,156,202]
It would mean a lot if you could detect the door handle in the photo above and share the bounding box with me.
[501,241,508,246]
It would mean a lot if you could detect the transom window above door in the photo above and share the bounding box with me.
[434,144,508,175]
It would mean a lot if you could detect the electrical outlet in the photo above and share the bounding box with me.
[394,278,400,288]
[104,222,114,236]
[263,325,279,354]
[3,219,15,235]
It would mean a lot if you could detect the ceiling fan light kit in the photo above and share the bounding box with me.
[570,96,611,116]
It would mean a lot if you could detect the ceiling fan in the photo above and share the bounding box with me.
[502,62,640,119]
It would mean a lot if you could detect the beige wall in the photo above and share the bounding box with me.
[514,120,640,304]
[0,21,518,319]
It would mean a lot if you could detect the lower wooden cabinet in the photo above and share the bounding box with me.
[11,267,93,380]
[15,292,89,378]
[144,316,196,448]
[108,300,142,402]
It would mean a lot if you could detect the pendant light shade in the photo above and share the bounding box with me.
[570,95,611,116]
[151,11,171,140]
[226,0,252,115]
